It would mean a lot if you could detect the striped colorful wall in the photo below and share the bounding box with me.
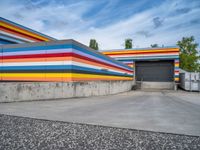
[0,17,56,45]
[102,47,180,82]
[0,40,133,82]
[174,59,180,82]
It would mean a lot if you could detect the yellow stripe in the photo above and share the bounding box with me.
[71,73,132,79]
[1,73,68,78]
[175,78,179,81]
[102,49,179,54]
[0,22,49,41]
[175,64,179,67]
[1,73,133,79]
[128,65,134,68]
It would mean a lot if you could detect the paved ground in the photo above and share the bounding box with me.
[0,90,200,136]
[0,114,200,150]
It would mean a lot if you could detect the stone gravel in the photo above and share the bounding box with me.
[0,114,200,150]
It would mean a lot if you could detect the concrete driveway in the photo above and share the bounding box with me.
[0,90,200,136]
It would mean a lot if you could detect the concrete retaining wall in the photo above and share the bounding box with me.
[0,80,133,102]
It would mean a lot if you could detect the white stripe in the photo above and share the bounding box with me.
[1,61,132,75]
[2,48,72,56]
[1,61,71,66]
[0,31,35,42]
[72,61,132,75]
[109,53,179,58]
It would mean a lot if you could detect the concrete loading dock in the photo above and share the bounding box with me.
[0,90,200,136]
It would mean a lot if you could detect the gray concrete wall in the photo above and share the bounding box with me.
[141,82,174,90]
[0,80,133,102]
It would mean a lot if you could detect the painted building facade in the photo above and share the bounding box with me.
[0,40,133,82]
[1,17,180,83]
[102,48,180,82]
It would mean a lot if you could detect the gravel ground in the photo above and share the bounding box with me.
[0,114,200,150]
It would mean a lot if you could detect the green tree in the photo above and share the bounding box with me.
[125,39,132,49]
[151,44,159,48]
[177,36,200,72]
[89,39,99,50]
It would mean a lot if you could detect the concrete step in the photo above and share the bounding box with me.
[140,82,174,90]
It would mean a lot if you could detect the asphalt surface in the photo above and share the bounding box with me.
[0,90,200,136]
[0,114,200,150]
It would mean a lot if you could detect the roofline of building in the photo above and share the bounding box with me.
[100,46,179,52]
[0,17,57,40]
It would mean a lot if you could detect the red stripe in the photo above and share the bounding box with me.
[72,53,133,73]
[1,20,50,41]
[106,51,179,56]
[3,52,133,73]
[3,53,67,59]
[123,62,133,65]
[1,26,45,42]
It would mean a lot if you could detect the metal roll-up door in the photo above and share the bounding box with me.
[136,60,174,82]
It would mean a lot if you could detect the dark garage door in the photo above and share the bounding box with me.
[136,60,174,82]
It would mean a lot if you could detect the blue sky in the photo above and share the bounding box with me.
[0,0,200,50]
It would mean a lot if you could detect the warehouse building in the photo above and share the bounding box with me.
[0,17,133,82]
[1,17,179,89]
[0,40,133,82]
[102,48,179,89]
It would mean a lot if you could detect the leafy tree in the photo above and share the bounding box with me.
[151,44,159,48]
[89,39,99,50]
[125,39,132,49]
[177,36,200,72]
[96,42,99,50]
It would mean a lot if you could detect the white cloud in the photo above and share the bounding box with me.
[0,0,200,50]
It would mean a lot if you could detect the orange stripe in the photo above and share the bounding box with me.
[72,57,133,73]
[1,21,49,41]
[71,77,133,81]
[2,77,132,82]
[103,48,179,54]
[105,51,179,55]
[2,77,71,82]
[106,52,179,57]
[0,27,41,42]
[3,57,133,74]
[3,57,72,62]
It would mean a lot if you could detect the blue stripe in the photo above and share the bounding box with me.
[3,44,132,70]
[1,65,133,77]
[115,56,179,61]
[0,39,16,45]
[73,45,132,70]
[72,65,132,76]
[3,44,72,52]
[174,75,179,77]
[0,35,25,44]
[1,65,70,70]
